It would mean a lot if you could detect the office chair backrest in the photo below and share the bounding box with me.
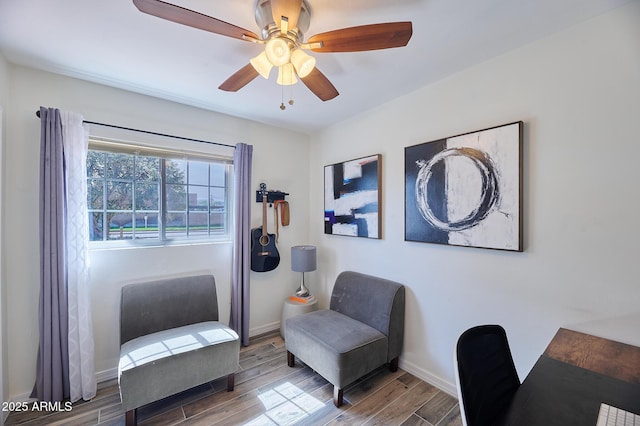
[454,325,520,426]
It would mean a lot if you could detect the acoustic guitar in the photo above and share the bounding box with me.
[251,183,280,272]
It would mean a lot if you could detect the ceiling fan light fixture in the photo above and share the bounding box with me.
[250,51,273,79]
[265,37,291,66]
[131,0,412,103]
[290,48,316,78]
[277,63,298,86]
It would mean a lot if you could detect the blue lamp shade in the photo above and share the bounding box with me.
[291,245,316,272]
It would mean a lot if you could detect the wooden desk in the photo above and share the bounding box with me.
[544,328,640,385]
[498,328,640,426]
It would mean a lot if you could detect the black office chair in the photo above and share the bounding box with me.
[454,325,521,426]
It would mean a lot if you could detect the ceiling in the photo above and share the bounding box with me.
[0,0,632,134]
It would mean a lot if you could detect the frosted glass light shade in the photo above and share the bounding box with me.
[265,38,290,67]
[291,246,316,272]
[277,63,298,85]
[291,49,316,78]
[250,51,273,79]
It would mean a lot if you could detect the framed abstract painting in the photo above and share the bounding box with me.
[405,121,523,251]
[324,154,381,239]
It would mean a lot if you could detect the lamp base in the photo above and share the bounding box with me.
[295,287,310,297]
[295,273,310,297]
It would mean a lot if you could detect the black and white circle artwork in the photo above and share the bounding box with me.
[405,121,522,251]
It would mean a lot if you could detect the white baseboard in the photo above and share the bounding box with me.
[96,368,118,384]
[6,391,35,404]
[9,368,119,405]
[399,358,457,397]
[249,321,280,338]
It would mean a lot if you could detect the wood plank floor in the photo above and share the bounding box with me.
[6,332,463,426]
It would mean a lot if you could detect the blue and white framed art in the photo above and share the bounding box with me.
[324,154,381,239]
[405,122,523,251]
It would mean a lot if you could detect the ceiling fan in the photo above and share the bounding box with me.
[133,0,413,105]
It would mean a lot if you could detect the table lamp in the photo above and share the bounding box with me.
[291,245,316,297]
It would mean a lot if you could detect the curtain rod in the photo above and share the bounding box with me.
[35,110,235,149]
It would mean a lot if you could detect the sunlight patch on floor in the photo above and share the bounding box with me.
[244,382,325,425]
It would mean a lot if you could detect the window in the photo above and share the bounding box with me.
[86,139,232,244]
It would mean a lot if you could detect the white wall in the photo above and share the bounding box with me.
[2,0,639,405]
[309,2,640,393]
[3,66,310,399]
[0,51,8,419]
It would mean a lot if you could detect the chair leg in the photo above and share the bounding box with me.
[333,386,344,407]
[287,351,295,367]
[389,356,399,372]
[227,373,235,391]
[125,408,137,426]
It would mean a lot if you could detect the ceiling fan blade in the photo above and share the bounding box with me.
[301,68,339,101]
[270,0,302,31]
[218,64,260,92]
[308,22,412,52]
[133,0,259,41]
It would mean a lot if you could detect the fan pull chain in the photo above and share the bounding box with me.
[289,81,294,106]
[279,66,295,110]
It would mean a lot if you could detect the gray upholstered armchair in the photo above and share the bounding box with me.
[284,271,405,407]
[118,275,239,425]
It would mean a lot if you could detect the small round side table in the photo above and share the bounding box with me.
[280,298,318,339]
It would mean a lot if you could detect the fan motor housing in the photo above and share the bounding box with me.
[255,0,311,41]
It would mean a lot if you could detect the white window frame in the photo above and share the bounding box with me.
[87,137,233,248]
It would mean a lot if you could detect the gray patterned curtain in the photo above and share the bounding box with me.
[32,107,70,401]
[230,143,253,346]
[32,107,96,403]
